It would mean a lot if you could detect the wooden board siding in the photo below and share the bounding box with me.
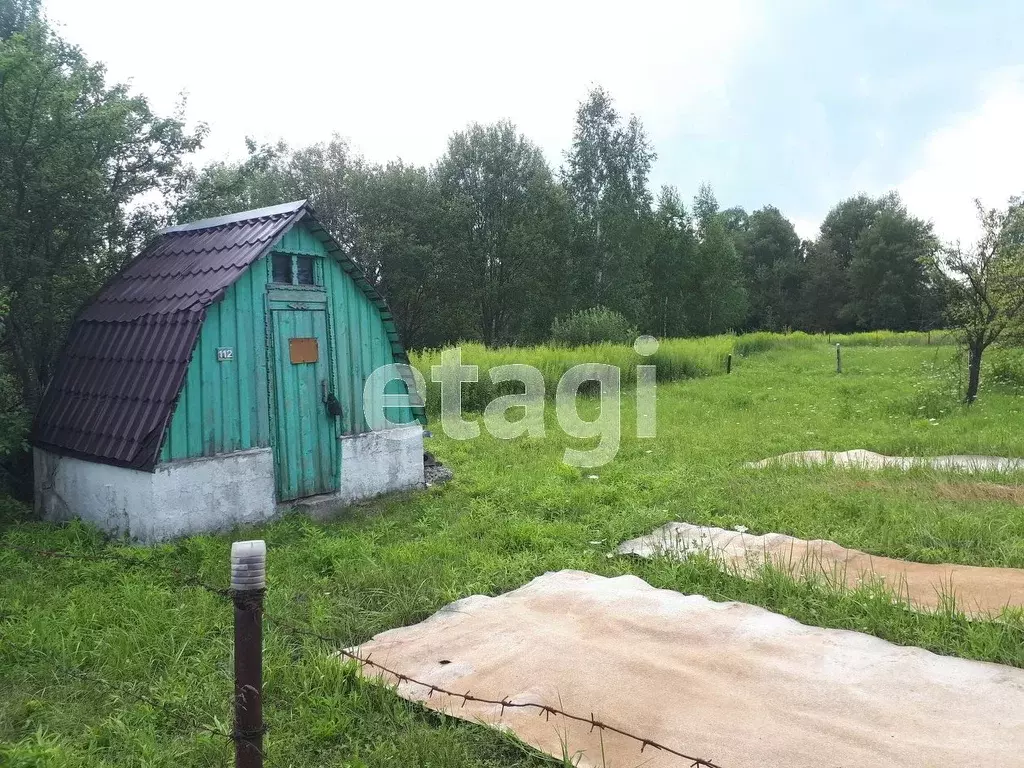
[323,254,414,434]
[275,223,324,255]
[159,221,414,465]
[160,256,271,461]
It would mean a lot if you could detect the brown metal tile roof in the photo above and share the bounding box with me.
[32,201,309,470]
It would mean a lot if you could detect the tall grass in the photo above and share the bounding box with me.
[732,329,953,356]
[409,330,955,415]
[411,337,732,414]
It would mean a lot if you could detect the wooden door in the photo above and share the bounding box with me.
[271,308,338,500]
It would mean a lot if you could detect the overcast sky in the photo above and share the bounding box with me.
[44,0,1024,244]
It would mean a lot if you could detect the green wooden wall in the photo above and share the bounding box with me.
[160,256,271,461]
[323,250,414,434]
[159,221,415,464]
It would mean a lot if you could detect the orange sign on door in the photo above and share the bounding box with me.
[289,337,319,364]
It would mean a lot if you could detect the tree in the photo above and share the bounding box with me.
[0,19,204,412]
[848,206,936,331]
[803,192,939,332]
[720,206,750,240]
[803,194,884,331]
[172,138,290,221]
[351,161,470,348]
[648,186,696,337]
[0,0,39,40]
[436,121,569,346]
[684,185,746,335]
[819,194,891,266]
[173,135,365,254]
[728,205,803,331]
[176,137,475,347]
[283,138,364,255]
[800,239,848,332]
[926,198,1024,403]
[563,86,654,324]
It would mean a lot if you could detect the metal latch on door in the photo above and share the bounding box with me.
[321,380,343,419]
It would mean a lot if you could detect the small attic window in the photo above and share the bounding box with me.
[272,253,292,284]
[296,256,314,285]
[271,253,318,286]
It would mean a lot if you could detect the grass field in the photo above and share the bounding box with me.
[2,336,1024,767]
[408,330,952,415]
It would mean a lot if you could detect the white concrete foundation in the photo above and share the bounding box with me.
[34,447,277,542]
[337,425,425,504]
[34,426,425,540]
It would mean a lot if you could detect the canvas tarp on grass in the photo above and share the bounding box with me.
[748,449,1024,473]
[353,570,1024,768]
[616,522,1024,617]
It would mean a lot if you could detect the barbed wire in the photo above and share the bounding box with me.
[266,614,725,768]
[0,540,234,598]
[0,541,145,562]
[3,540,725,767]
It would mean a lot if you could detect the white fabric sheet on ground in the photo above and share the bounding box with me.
[616,522,1024,617]
[354,570,1024,768]
[748,448,1024,473]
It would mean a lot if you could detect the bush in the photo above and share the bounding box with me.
[986,347,1024,389]
[550,307,638,346]
[0,359,30,498]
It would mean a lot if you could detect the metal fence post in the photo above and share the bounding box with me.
[836,343,842,374]
[231,540,266,768]
[726,353,732,374]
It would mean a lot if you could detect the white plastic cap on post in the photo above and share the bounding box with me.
[231,540,266,592]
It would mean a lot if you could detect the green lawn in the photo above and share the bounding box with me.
[2,340,1024,767]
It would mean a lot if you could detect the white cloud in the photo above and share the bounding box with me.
[45,0,767,171]
[897,68,1024,245]
[790,216,820,241]
[770,69,1024,247]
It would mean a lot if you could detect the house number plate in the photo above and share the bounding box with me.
[217,347,234,361]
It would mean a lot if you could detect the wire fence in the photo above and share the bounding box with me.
[0,539,724,768]
[266,614,724,768]
[0,540,234,596]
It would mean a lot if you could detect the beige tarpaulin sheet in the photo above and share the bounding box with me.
[748,448,1024,473]
[616,522,1024,617]
[354,570,1024,768]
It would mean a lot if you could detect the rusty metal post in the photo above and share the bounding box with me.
[836,343,842,374]
[232,540,266,768]
[726,354,732,374]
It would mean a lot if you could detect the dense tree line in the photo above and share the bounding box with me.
[173,90,948,349]
[0,0,1020,487]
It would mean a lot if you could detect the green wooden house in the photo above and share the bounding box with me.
[32,201,426,541]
